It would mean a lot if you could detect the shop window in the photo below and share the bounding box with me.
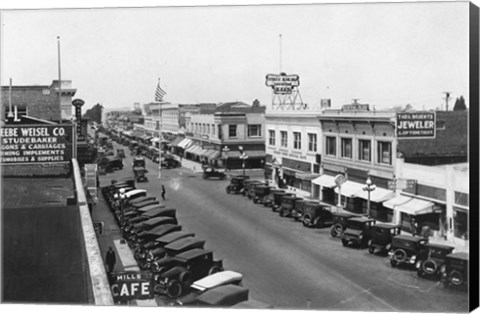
[301,179,312,192]
[358,139,371,162]
[280,131,288,147]
[229,124,237,138]
[248,124,262,137]
[308,133,317,152]
[269,130,276,146]
[293,132,301,150]
[454,208,468,240]
[326,136,336,156]
[341,138,353,159]
[377,141,392,165]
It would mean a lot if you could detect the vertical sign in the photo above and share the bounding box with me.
[72,99,86,142]
[396,112,436,138]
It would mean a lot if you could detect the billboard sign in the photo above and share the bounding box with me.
[110,271,153,302]
[265,73,300,95]
[396,112,436,138]
[0,124,74,164]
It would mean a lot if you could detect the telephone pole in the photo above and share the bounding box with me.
[443,92,451,111]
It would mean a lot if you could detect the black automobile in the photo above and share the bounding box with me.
[162,156,181,169]
[153,249,224,298]
[226,175,250,194]
[146,237,206,271]
[98,156,123,172]
[177,284,249,307]
[330,212,360,238]
[131,216,178,241]
[441,252,469,289]
[242,180,263,199]
[415,243,455,279]
[368,223,401,254]
[135,231,195,264]
[263,189,284,207]
[278,195,303,218]
[203,167,226,180]
[252,185,271,204]
[133,224,182,250]
[271,192,294,212]
[388,234,428,268]
[341,217,376,248]
[300,203,334,228]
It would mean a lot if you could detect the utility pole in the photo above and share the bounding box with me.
[443,92,451,111]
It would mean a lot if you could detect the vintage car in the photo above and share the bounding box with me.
[242,180,263,199]
[133,168,148,182]
[185,284,249,307]
[415,243,455,279]
[203,167,226,180]
[98,156,123,172]
[330,212,361,238]
[341,216,376,248]
[301,202,334,228]
[278,195,304,218]
[133,224,182,250]
[368,223,402,254]
[441,252,469,289]
[132,156,146,169]
[147,146,160,161]
[131,216,178,240]
[122,205,169,228]
[252,185,271,204]
[153,249,224,298]
[162,156,181,168]
[173,271,244,306]
[262,189,284,207]
[145,237,206,271]
[129,140,139,153]
[388,234,428,268]
[226,175,250,194]
[116,149,126,159]
[271,192,294,212]
[135,231,195,262]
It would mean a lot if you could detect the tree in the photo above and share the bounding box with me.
[453,96,467,111]
[252,99,260,107]
[391,104,413,112]
[83,103,103,124]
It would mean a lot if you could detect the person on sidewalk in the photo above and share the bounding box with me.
[105,247,116,275]
[161,185,166,201]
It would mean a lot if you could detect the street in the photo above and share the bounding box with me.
[98,143,469,312]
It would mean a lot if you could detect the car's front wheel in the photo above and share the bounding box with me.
[368,246,375,254]
[390,259,398,267]
[167,280,183,298]
[341,238,348,246]
[303,214,313,227]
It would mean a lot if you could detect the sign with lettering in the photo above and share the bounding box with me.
[342,104,370,111]
[265,73,300,95]
[0,124,73,164]
[110,271,153,302]
[72,99,86,142]
[396,112,436,138]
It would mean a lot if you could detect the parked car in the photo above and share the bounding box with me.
[388,235,428,268]
[300,203,334,228]
[173,271,244,306]
[441,252,469,289]
[341,216,376,248]
[98,156,123,172]
[263,189,284,207]
[135,231,195,263]
[242,180,263,198]
[161,156,181,169]
[116,149,126,159]
[278,195,303,218]
[129,140,139,153]
[271,192,294,212]
[203,167,226,180]
[132,216,178,240]
[146,237,206,271]
[153,249,224,298]
[252,185,271,204]
[188,284,249,307]
[226,175,250,194]
[133,224,182,250]
[368,223,401,254]
[330,212,361,238]
[415,243,455,279]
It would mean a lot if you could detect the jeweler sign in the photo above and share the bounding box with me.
[0,124,73,164]
[396,112,436,138]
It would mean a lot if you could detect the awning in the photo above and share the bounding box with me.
[185,145,201,154]
[167,137,184,147]
[208,151,221,160]
[192,148,207,156]
[355,186,396,203]
[178,138,193,149]
[396,198,435,216]
[151,137,160,143]
[295,172,319,180]
[334,181,365,197]
[383,195,413,209]
[311,174,336,188]
[201,149,217,158]
[225,151,242,158]
[244,150,266,158]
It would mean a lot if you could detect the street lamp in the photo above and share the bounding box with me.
[363,177,376,218]
[114,188,127,226]
[238,146,248,176]
[222,146,230,171]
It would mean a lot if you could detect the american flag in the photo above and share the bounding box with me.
[155,79,167,102]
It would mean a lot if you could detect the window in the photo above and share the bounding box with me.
[228,124,237,138]
[358,139,371,161]
[248,124,262,137]
[293,132,301,150]
[341,138,352,158]
[377,141,392,165]
[326,136,336,156]
[308,133,317,152]
[269,130,276,146]
[280,131,288,147]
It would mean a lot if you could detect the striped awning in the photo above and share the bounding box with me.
[168,137,184,147]
[208,151,221,160]
[186,145,201,154]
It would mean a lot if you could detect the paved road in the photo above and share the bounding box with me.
[100,144,468,312]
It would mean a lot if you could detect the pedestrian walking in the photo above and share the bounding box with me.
[410,217,419,236]
[161,185,166,201]
[105,247,116,275]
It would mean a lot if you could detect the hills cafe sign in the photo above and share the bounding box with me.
[265,73,300,94]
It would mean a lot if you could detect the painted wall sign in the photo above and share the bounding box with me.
[396,112,436,138]
[110,271,153,302]
[0,124,73,164]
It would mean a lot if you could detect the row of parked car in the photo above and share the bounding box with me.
[100,177,273,308]
[225,175,469,291]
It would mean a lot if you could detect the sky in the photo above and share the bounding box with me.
[0,1,473,112]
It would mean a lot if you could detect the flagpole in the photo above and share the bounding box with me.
[158,78,162,179]
[57,36,62,123]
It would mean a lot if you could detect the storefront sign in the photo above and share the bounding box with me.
[342,104,370,111]
[110,271,153,302]
[0,124,73,164]
[72,99,86,142]
[265,73,300,95]
[334,174,346,187]
[396,112,436,138]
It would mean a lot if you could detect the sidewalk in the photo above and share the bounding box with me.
[180,157,265,179]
